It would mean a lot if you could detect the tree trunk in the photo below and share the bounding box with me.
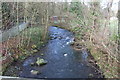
[43,3,49,41]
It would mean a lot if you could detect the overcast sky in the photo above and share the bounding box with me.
[101,0,119,11]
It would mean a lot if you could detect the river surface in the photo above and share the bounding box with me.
[19,26,103,78]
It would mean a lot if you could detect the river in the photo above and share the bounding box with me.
[19,26,104,78]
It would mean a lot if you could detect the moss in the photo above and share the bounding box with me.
[36,58,48,66]
[31,45,37,49]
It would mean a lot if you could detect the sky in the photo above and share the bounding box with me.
[101,0,119,11]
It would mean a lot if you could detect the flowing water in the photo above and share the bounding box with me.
[19,26,103,78]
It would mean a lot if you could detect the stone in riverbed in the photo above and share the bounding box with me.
[32,49,38,53]
[30,70,40,75]
[30,62,35,66]
[31,45,37,49]
[36,58,48,66]
[88,73,94,77]
[40,53,44,56]
[63,53,68,57]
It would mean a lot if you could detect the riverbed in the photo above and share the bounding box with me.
[18,26,104,78]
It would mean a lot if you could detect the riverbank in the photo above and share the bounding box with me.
[3,26,104,78]
[2,25,48,76]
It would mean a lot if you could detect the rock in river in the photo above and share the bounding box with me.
[36,58,48,66]
[30,70,40,75]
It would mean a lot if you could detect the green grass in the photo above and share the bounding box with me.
[11,26,48,61]
[20,26,45,47]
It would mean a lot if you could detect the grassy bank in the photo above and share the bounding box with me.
[69,18,119,78]
[87,43,119,78]
[3,25,49,76]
